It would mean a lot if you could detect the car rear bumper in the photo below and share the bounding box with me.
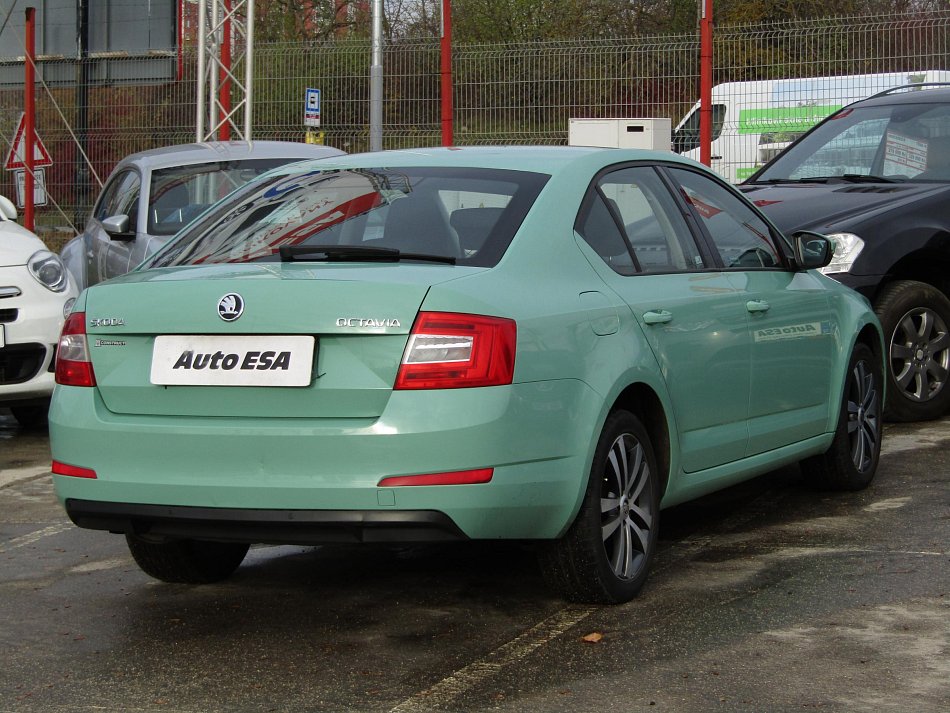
[0,351,56,405]
[50,380,603,540]
[64,499,468,543]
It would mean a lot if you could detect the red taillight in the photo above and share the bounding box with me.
[378,468,494,487]
[55,312,96,387]
[394,312,516,390]
[51,460,97,479]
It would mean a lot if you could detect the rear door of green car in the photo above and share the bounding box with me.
[575,164,753,473]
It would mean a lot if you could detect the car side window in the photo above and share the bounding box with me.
[94,173,126,221]
[672,104,727,154]
[575,190,637,275]
[668,167,781,269]
[596,166,706,273]
[95,170,141,225]
[600,166,706,272]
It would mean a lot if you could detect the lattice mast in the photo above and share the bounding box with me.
[195,0,255,142]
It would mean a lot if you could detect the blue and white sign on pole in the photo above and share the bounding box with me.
[305,88,321,127]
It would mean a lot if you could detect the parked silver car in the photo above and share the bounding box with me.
[61,141,344,289]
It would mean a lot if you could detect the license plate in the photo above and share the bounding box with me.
[150,335,315,387]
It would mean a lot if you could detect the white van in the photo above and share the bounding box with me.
[672,70,950,182]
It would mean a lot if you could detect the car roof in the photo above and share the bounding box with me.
[116,141,345,172]
[852,84,950,108]
[268,145,699,178]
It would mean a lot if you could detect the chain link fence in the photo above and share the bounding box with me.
[0,9,947,242]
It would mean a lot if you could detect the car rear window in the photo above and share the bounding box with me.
[146,166,549,268]
[147,158,308,236]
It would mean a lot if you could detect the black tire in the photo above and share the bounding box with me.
[10,404,48,430]
[126,535,249,584]
[538,410,660,604]
[801,342,882,491]
[874,280,950,422]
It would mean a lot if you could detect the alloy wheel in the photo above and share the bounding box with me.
[600,433,655,580]
[848,359,880,474]
[889,307,950,403]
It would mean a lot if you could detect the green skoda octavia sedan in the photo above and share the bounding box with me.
[49,147,884,604]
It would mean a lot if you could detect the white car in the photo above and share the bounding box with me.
[0,196,78,428]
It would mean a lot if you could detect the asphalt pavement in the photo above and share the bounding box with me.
[1,407,947,712]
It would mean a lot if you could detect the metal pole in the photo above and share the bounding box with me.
[699,0,713,167]
[75,0,90,226]
[24,6,35,231]
[218,0,232,141]
[208,0,220,137]
[244,0,254,141]
[440,0,452,146]
[177,0,184,82]
[196,0,207,141]
[369,0,383,151]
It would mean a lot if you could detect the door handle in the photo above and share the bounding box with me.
[643,310,673,325]
[746,300,771,313]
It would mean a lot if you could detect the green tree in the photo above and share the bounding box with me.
[253,1,950,42]
[712,0,950,26]
[254,1,367,42]
[451,0,698,41]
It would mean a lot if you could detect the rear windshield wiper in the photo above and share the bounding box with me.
[279,244,456,265]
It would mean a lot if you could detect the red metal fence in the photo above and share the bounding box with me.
[0,9,947,240]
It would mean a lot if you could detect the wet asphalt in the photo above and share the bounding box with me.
[0,407,947,712]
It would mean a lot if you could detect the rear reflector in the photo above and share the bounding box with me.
[378,468,494,487]
[395,312,516,390]
[55,312,97,387]
[52,460,97,479]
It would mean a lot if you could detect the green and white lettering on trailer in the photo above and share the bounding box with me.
[672,70,950,183]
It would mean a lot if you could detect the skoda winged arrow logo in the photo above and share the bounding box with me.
[217,293,244,322]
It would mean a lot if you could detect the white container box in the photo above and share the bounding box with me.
[568,118,672,150]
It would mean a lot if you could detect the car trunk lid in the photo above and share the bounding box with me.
[84,263,471,418]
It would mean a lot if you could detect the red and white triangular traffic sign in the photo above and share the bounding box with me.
[5,112,53,170]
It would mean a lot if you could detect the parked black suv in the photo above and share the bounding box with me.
[742,84,950,421]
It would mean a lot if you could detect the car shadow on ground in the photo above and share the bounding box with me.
[115,461,841,614]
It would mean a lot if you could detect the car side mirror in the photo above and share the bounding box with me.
[792,231,833,270]
[102,214,134,241]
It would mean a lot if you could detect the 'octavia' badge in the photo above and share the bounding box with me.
[335,317,401,328]
[218,293,244,322]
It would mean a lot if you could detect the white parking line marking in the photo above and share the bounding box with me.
[0,464,50,488]
[864,496,912,512]
[0,523,71,553]
[388,605,597,712]
[880,422,950,455]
